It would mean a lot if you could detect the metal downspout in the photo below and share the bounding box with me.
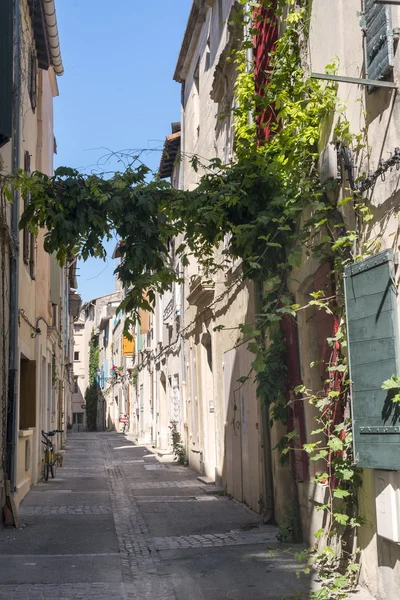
[258,281,274,522]
[245,1,254,128]
[246,0,274,518]
[152,332,157,445]
[179,84,186,441]
[6,0,21,494]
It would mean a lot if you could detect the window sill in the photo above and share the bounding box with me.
[18,428,34,438]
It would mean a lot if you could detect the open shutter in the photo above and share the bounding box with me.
[364,0,394,82]
[0,0,13,147]
[344,249,400,470]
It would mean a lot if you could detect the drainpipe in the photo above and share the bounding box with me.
[122,355,126,418]
[179,83,186,445]
[6,0,22,495]
[258,286,274,522]
[245,1,254,128]
[152,337,157,445]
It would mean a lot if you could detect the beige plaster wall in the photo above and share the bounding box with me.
[296,2,400,597]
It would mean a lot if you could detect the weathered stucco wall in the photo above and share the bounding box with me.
[298,2,400,597]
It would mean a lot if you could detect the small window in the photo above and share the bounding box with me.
[193,59,200,94]
[205,36,211,71]
[52,304,58,327]
[193,59,200,139]
[74,351,80,361]
[73,376,79,394]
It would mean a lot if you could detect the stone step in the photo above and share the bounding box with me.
[197,475,215,485]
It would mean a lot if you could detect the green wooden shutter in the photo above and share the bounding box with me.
[345,249,400,470]
[364,0,394,82]
[0,0,13,147]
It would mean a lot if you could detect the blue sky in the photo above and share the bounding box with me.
[54,0,191,302]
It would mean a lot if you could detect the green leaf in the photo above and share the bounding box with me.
[252,354,266,374]
[337,196,353,208]
[310,450,328,461]
[311,427,325,435]
[333,575,348,589]
[333,488,350,499]
[335,467,354,481]
[333,513,349,525]
[327,437,344,452]
[294,384,306,394]
[303,442,320,454]
[382,376,400,389]
[314,528,324,539]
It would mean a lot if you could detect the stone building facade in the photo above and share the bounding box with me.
[0,0,78,518]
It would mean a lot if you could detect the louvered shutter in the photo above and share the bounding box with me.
[344,250,400,470]
[0,0,13,147]
[364,0,395,82]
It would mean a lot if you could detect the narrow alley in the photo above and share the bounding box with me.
[0,432,311,600]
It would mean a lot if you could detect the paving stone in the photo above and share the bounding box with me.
[0,432,372,600]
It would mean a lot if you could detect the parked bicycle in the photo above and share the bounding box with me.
[41,430,62,481]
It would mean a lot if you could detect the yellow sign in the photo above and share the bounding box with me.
[122,335,135,356]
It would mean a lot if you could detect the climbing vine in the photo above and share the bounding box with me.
[169,421,188,466]
[85,335,100,431]
[12,1,374,597]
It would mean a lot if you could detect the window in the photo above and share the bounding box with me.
[193,59,200,94]
[28,49,37,111]
[205,36,211,71]
[52,304,58,328]
[193,59,200,138]
[74,351,80,361]
[73,376,79,394]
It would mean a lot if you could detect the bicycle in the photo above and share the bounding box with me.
[41,430,62,481]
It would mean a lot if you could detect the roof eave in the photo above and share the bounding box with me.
[173,0,207,83]
[43,0,64,76]
[159,131,181,179]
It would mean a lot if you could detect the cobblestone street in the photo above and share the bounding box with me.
[0,432,314,599]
